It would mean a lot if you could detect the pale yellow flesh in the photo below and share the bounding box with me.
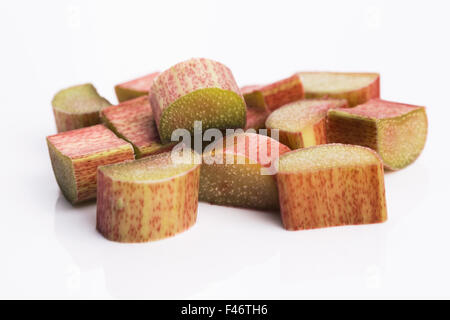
[300,125,316,147]
[279,144,379,172]
[377,109,428,169]
[52,83,111,114]
[100,151,198,182]
[299,73,378,94]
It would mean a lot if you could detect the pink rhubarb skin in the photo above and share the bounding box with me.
[265,99,348,149]
[245,106,271,130]
[219,132,291,166]
[241,74,304,111]
[277,144,387,230]
[150,58,246,143]
[100,96,174,158]
[200,133,290,210]
[114,72,160,102]
[53,111,101,134]
[298,72,380,107]
[327,99,428,170]
[96,151,200,243]
[46,124,135,204]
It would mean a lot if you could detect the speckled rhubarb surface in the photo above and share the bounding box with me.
[266,99,347,149]
[277,144,387,230]
[327,99,427,170]
[242,74,304,111]
[52,83,111,132]
[96,150,200,243]
[101,96,174,158]
[114,72,160,102]
[245,106,271,130]
[298,72,380,107]
[150,58,246,143]
[200,133,290,210]
[46,124,135,204]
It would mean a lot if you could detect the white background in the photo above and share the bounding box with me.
[0,0,449,299]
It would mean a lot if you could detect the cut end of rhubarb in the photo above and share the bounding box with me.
[277,144,387,230]
[279,143,380,172]
[97,150,200,243]
[52,83,111,114]
[150,58,246,144]
[99,150,199,182]
[200,133,290,210]
[267,99,347,132]
[298,72,379,107]
[114,72,160,102]
[46,124,134,204]
[242,74,304,111]
[159,87,246,143]
[327,99,428,170]
[266,99,347,149]
[52,83,111,132]
[101,96,173,158]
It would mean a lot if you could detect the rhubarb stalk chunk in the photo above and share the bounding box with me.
[46,124,135,204]
[327,99,428,170]
[298,72,380,107]
[101,96,173,158]
[241,74,304,111]
[150,58,246,144]
[97,150,200,243]
[266,99,347,149]
[245,106,270,130]
[200,133,290,210]
[114,72,160,102]
[277,144,387,230]
[52,83,111,132]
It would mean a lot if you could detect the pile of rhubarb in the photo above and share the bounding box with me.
[46,58,427,243]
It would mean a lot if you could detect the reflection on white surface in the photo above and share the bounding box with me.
[48,156,438,299]
[54,196,284,299]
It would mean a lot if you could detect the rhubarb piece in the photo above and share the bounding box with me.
[298,72,380,107]
[97,150,200,243]
[277,144,387,230]
[266,99,347,149]
[150,58,246,144]
[327,99,427,170]
[52,83,111,132]
[46,124,135,204]
[245,106,270,130]
[241,74,304,111]
[114,72,160,102]
[200,133,290,210]
[100,96,174,158]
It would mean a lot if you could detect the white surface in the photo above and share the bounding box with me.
[1,0,449,299]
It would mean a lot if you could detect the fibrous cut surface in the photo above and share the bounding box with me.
[266,99,347,132]
[46,124,135,204]
[97,150,200,243]
[298,72,380,107]
[277,144,387,230]
[200,133,290,210]
[327,99,427,170]
[266,99,347,149]
[52,83,111,132]
[101,96,172,158]
[114,72,160,102]
[150,58,246,144]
